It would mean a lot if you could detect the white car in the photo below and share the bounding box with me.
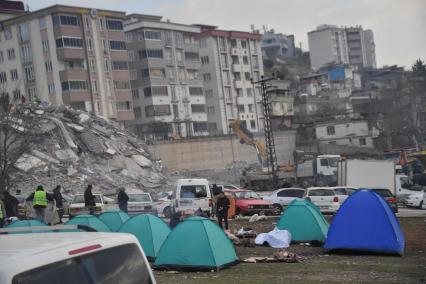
[0,232,156,283]
[68,194,109,217]
[173,178,212,216]
[263,188,305,212]
[155,191,172,218]
[403,191,424,209]
[304,187,340,214]
[331,187,358,204]
[128,192,156,215]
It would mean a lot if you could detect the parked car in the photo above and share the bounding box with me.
[224,189,275,216]
[331,187,358,204]
[263,188,305,213]
[304,187,340,214]
[371,188,398,213]
[68,194,108,217]
[127,192,156,215]
[0,232,156,283]
[402,191,424,209]
[173,179,212,216]
[155,191,172,218]
[214,184,241,192]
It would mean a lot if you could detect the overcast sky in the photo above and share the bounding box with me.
[24,0,426,69]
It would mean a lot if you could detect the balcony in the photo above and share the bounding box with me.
[56,48,85,60]
[59,69,89,82]
[116,110,135,121]
[115,89,132,101]
[62,91,91,103]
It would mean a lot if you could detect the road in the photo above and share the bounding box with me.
[396,207,426,217]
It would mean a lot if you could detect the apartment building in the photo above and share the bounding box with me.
[261,29,296,58]
[308,25,376,70]
[124,14,207,139]
[0,5,134,123]
[197,25,264,135]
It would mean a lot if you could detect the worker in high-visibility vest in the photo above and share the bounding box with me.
[26,185,54,222]
[0,198,6,228]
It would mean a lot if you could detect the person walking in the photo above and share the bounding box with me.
[0,197,6,228]
[117,187,129,213]
[26,185,53,222]
[216,191,230,230]
[84,184,96,215]
[3,191,18,218]
[211,184,222,217]
[53,185,64,223]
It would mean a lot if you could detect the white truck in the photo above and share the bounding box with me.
[337,159,396,194]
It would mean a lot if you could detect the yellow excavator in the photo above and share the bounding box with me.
[229,119,294,172]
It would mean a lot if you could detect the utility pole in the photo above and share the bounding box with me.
[252,75,278,190]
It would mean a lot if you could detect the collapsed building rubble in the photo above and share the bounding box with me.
[10,105,169,196]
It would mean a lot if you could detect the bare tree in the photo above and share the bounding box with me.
[0,84,35,194]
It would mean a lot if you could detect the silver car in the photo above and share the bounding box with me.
[127,193,156,215]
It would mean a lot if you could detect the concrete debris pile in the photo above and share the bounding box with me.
[11,105,168,196]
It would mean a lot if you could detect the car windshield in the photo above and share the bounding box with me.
[12,244,152,284]
[180,185,207,198]
[329,158,339,167]
[128,194,152,203]
[309,189,335,196]
[234,191,261,199]
[372,189,393,197]
[400,176,413,188]
[72,195,102,204]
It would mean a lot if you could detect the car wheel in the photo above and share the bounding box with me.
[163,206,172,218]
[419,201,423,210]
[273,204,283,215]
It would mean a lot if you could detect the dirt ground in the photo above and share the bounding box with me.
[154,217,426,284]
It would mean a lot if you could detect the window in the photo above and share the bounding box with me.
[334,188,346,195]
[111,61,128,70]
[149,68,165,78]
[252,55,259,68]
[114,81,131,90]
[166,67,175,78]
[18,24,29,42]
[326,126,335,135]
[143,30,161,40]
[320,159,329,167]
[359,138,366,146]
[184,34,196,44]
[86,38,92,51]
[201,56,209,65]
[109,40,126,50]
[236,88,242,97]
[248,104,254,113]
[7,48,15,60]
[128,51,135,61]
[48,83,55,94]
[277,189,304,198]
[4,27,12,40]
[42,40,49,51]
[104,59,110,72]
[21,44,32,62]
[12,244,152,284]
[191,104,206,113]
[27,87,36,101]
[24,66,34,81]
[199,38,207,48]
[203,73,211,82]
[165,48,172,60]
[0,51,3,63]
[89,59,95,72]
[230,39,237,48]
[143,87,152,97]
[247,88,253,97]
[243,56,249,65]
[132,89,139,99]
[189,87,203,96]
[55,37,83,48]
[145,105,171,116]
[205,90,213,97]
[0,72,6,83]
[250,120,256,129]
[134,107,141,118]
[84,16,91,30]
[185,52,199,61]
[241,40,247,48]
[116,101,131,110]
[220,54,228,67]
[102,39,107,51]
[92,80,98,93]
[99,18,104,31]
[141,69,150,78]
[164,31,172,46]
[152,86,168,96]
[244,72,251,81]
[10,69,18,80]
[193,122,207,132]
[207,106,215,114]
[233,72,241,81]
[253,71,260,81]
[130,69,137,81]
[106,19,123,30]
[186,69,199,80]
[175,32,184,47]
[45,61,53,72]
[231,55,239,64]
[13,90,21,101]
[237,104,245,113]
[139,49,163,58]
[61,80,88,91]
[176,50,183,62]
[52,15,80,26]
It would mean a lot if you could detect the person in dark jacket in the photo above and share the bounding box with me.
[53,185,64,223]
[3,191,18,218]
[211,184,222,217]
[26,185,54,222]
[216,191,230,230]
[84,184,96,215]
[117,187,129,213]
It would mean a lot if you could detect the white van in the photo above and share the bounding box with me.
[0,232,156,284]
[173,178,212,216]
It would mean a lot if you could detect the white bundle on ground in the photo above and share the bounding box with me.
[255,228,292,248]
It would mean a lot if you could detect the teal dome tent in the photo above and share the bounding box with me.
[154,217,239,271]
[6,219,51,234]
[277,199,329,242]
[65,215,111,232]
[98,210,130,232]
[119,214,170,260]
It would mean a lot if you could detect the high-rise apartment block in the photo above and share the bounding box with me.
[0,5,134,123]
[124,14,207,139]
[197,25,264,135]
[308,25,376,70]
